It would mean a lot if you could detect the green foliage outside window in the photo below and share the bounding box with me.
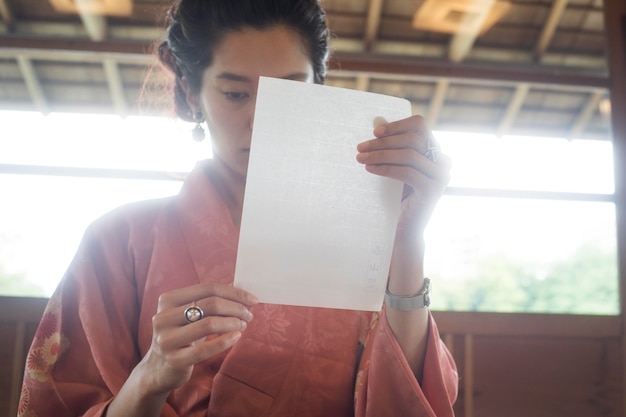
[431,243,618,315]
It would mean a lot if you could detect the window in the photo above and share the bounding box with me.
[0,111,618,314]
[427,132,617,314]
[0,111,209,296]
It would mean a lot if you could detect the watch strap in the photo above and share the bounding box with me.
[385,278,431,310]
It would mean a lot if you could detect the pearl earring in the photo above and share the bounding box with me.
[192,111,205,142]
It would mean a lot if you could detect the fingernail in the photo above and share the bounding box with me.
[240,320,247,330]
[374,125,387,136]
[356,152,369,162]
[245,309,254,321]
[248,294,259,304]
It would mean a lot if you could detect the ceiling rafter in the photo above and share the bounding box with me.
[16,56,48,114]
[363,0,384,51]
[533,0,569,61]
[355,73,370,91]
[569,89,604,139]
[497,83,529,137]
[0,0,15,32]
[330,52,607,89]
[448,0,496,62]
[75,0,108,41]
[0,0,612,141]
[426,79,449,128]
[0,19,608,70]
[103,59,128,116]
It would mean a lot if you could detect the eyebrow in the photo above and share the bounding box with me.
[216,72,311,82]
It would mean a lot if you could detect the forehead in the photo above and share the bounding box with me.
[208,25,312,77]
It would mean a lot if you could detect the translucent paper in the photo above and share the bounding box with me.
[234,77,409,310]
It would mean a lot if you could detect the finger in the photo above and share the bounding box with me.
[155,315,248,351]
[358,149,449,180]
[356,147,423,171]
[166,297,254,328]
[154,297,254,332]
[158,282,258,311]
[359,117,433,155]
[364,154,452,185]
[373,116,388,129]
[357,131,419,153]
[165,331,243,369]
[373,114,427,138]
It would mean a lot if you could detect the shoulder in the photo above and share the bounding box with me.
[85,195,176,245]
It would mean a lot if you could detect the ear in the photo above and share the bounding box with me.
[182,76,200,113]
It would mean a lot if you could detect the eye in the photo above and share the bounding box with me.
[223,91,249,101]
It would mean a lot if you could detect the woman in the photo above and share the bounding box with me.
[19,1,457,416]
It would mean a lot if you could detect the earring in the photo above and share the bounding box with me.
[192,111,205,142]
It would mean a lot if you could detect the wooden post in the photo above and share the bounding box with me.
[602,0,626,415]
[464,334,474,417]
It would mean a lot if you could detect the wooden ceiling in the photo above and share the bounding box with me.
[0,0,612,140]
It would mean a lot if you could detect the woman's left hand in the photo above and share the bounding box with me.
[356,115,451,242]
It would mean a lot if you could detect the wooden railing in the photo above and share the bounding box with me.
[433,311,622,416]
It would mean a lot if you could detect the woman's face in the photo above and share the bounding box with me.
[192,25,314,180]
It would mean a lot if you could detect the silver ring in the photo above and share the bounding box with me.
[184,304,204,323]
[424,135,441,162]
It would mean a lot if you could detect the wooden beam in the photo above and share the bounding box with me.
[0,296,48,323]
[16,55,48,114]
[496,83,529,137]
[48,0,131,16]
[426,79,449,128]
[364,0,384,51]
[329,52,608,89]
[78,13,107,42]
[449,0,495,62]
[335,36,607,70]
[103,59,128,116]
[0,37,153,58]
[464,334,474,417]
[444,186,613,202]
[0,37,609,89]
[602,0,626,415]
[432,311,621,338]
[75,0,108,41]
[0,0,15,32]
[0,164,186,181]
[568,89,604,139]
[0,37,608,83]
[355,73,370,91]
[533,0,569,61]
[9,322,26,417]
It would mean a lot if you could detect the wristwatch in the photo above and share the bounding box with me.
[385,278,431,310]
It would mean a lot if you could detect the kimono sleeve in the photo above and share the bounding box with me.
[18,210,179,417]
[354,310,458,417]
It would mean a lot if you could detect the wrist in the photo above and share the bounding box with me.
[385,278,431,310]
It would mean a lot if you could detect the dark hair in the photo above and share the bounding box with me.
[158,0,330,121]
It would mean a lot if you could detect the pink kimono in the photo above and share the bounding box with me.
[19,160,458,417]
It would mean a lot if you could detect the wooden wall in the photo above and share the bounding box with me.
[1,296,622,417]
[0,297,46,417]
[437,312,623,416]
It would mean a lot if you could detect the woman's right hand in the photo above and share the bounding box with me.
[139,282,258,396]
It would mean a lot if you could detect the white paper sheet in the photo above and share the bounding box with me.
[233,77,410,311]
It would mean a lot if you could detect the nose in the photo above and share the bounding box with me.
[248,91,257,131]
